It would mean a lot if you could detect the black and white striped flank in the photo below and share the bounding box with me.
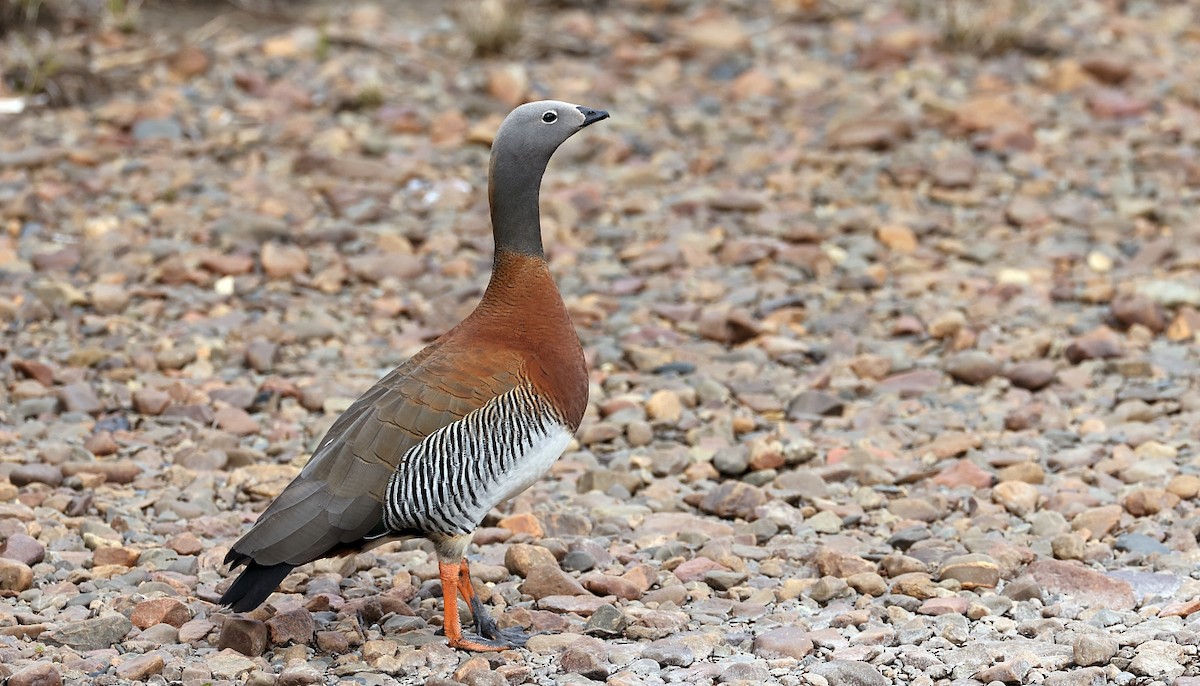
[382,385,572,536]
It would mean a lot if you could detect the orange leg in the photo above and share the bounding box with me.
[439,560,504,652]
[457,559,478,608]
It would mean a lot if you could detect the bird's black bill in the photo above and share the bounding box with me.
[578,106,609,128]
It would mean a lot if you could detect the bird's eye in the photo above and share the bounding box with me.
[541,111,558,124]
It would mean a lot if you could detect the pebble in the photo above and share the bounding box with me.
[1127,640,1185,678]
[115,653,165,681]
[0,533,45,565]
[521,564,588,600]
[945,351,1002,385]
[51,614,133,651]
[131,598,191,629]
[267,607,315,646]
[505,543,559,577]
[992,480,1039,516]
[1072,634,1118,666]
[697,481,767,520]
[810,660,890,686]
[218,617,269,657]
[1025,560,1135,610]
[6,663,61,686]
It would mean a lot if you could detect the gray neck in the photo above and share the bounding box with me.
[488,145,548,258]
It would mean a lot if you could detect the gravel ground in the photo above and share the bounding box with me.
[1,1,1199,684]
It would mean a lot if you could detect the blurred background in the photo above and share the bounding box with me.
[1,0,1200,683]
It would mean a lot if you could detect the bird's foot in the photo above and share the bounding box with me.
[448,633,514,652]
[469,596,537,647]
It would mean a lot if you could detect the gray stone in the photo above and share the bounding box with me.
[810,660,889,686]
[1127,640,1185,678]
[1073,634,1118,666]
[584,604,625,637]
[643,637,695,667]
[6,662,61,686]
[51,614,133,651]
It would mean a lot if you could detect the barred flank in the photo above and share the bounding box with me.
[382,386,561,535]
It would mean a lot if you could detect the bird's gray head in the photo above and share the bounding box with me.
[493,100,609,159]
[488,100,608,257]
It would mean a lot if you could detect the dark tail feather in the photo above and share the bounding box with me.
[220,561,295,612]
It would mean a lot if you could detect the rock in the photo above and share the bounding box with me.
[878,369,943,397]
[7,663,61,686]
[218,616,269,657]
[814,548,876,578]
[1122,488,1179,516]
[1167,474,1200,499]
[261,242,309,278]
[115,653,165,681]
[584,604,626,637]
[786,390,844,418]
[558,638,611,680]
[581,574,642,600]
[674,557,728,583]
[645,389,683,422]
[505,544,558,577]
[1025,560,1135,610]
[57,381,101,412]
[537,595,612,615]
[89,282,130,314]
[131,598,191,629]
[132,117,183,141]
[808,575,849,602]
[1072,505,1123,540]
[643,637,695,667]
[245,339,278,373]
[316,630,349,653]
[919,597,968,615]
[1006,196,1049,227]
[827,116,910,150]
[975,659,1031,684]
[215,406,259,435]
[1111,295,1166,333]
[1064,327,1122,363]
[132,388,171,415]
[753,626,814,659]
[846,572,887,596]
[1128,640,1185,678]
[1006,360,1056,391]
[890,572,937,599]
[697,481,767,520]
[0,533,45,565]
[521,564,589,600]
[52,614,133,651]
[945,351,1002,385]
[498,512,543,537]
[85,430,119,456]
[9,463,64,487]
[992,480,1039,516]
[888,497,940,521]
[1001,576,1043,602]
[810,659,890,686]
[932,459,993,489]
[1051,533,1085,560]
[938,554,1001,589]
[1082,55,1132,84]
[268,607,315,646]
[208,649,257,680]
[167,531,204,556]
[0,558,34,592]
[877,224,917,252]
[1073,634,1118,666]
[93,546,140,567]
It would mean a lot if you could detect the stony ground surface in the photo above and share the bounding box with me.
[1,0,1200,684]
